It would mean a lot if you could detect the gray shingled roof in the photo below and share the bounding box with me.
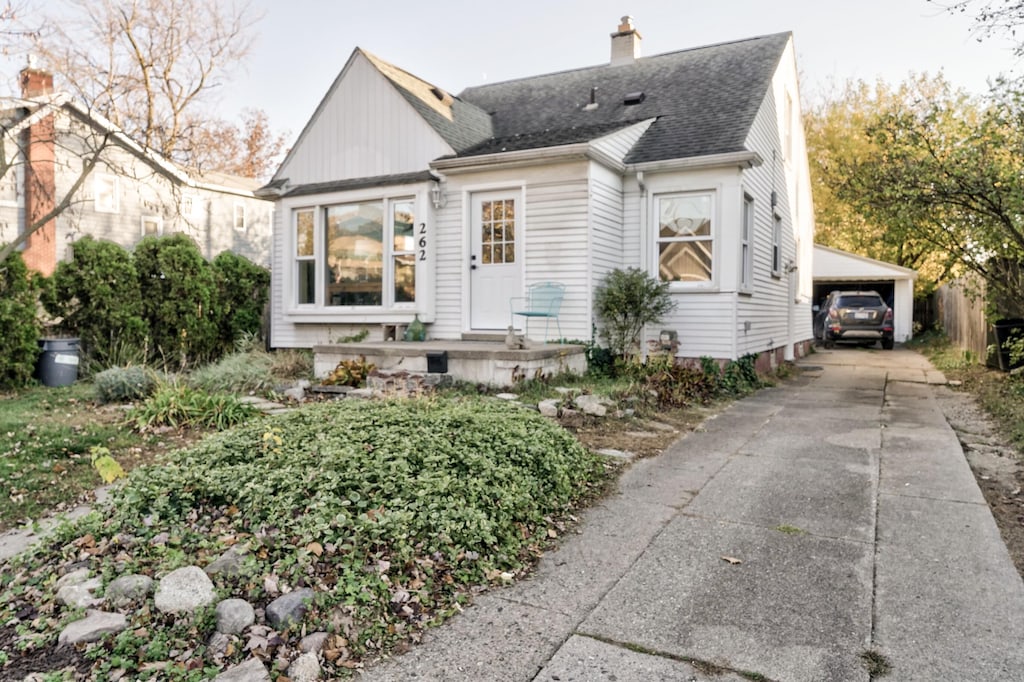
[457,33,790,164]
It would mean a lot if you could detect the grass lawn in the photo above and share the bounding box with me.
[0,383,203,532]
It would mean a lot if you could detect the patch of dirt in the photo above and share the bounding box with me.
[934,385,1024,578]
[566,402,730,459]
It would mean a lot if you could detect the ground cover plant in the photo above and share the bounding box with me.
[0,397,608,679]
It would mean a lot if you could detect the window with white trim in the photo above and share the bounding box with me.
[233,203,246,231]
[772,213,783,276]
[295,209,316,305]
[141,215,162,237]
[95,174,119,213]
[741,195,753,291]
[293,195,418,309]
[656,192,713,284]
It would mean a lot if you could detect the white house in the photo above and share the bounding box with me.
[262,18,816,367]
[0,67,273,275]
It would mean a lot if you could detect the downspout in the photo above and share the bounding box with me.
[637,170,648,359]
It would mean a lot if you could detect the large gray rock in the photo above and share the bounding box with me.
[205,544,250,578]
[105,574,153,607]
[58,610,127,646]
[287,651,322,682]
[213,658,270,681]
[265,588,315,630]
[54,567,92,589]
[538,399,560,417]
[154,566,216,614]
[574,393,610,417]
[300,631,329,653]
[283,386,306,402]
[56,577,103,608]
[216,598,255,635]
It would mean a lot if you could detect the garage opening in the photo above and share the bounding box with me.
[813,280,895,310]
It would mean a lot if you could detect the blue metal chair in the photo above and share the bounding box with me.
[510,282,565,343]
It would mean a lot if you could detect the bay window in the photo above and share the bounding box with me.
[656,192,714,284]
[292,196,418,309]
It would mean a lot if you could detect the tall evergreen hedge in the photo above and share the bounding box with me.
[0,250,41,387]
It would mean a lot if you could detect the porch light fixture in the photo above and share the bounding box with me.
[430,181,447,209]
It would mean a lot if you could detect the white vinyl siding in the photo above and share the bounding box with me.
[275,52,455,186]
[589,163,626,331]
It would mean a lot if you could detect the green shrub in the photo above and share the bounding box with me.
[127,383,256,430]
[41,236,148,371]
[211,251,270,350]
[594,268,675,358]
[134,234,221,370]
[0,249,40,388]
[94,366,158,403]
[322,356,375,387]
[189,350,275,394]
[0,397,606,677]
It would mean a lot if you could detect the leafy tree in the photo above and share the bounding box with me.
[0,248,40,387]
[933,0,1024,54]
[836,77,1024,318]
[42,236,148,368]
[134,233,221,369]
[804,75,963,294]
[190,109,289,180]
[593,268,675,358]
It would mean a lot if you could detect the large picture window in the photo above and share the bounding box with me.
[292,196,417,309]
[656,193,713,283]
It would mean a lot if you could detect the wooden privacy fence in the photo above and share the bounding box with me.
[934,275,989,359]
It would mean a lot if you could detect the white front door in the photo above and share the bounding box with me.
[470,192,521,330]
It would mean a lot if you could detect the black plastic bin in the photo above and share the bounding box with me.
[35,338,80,387]
[993,319,1024,372]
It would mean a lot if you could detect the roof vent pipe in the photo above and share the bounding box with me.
[584,86,599,111]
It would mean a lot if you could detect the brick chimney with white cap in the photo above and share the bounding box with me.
[610,16,642,65]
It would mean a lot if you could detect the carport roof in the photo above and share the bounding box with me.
[812,245,917,281]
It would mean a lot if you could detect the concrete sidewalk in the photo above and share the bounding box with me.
[359,348,1024,682]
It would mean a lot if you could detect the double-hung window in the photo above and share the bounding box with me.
[656,192,714,284]
[293,196,418,308]
[741,195,754,291]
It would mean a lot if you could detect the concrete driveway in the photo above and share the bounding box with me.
[359,348,1024,682]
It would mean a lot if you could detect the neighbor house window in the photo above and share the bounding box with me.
[295,209,316,305]
[141,216,162,237]
[741,195,754,291]
[656,192,713,283]
[180,193,196,219]
[95,174,119,213]
[234,203,246,231]
[294,196,417,309]
[772,214,782,276]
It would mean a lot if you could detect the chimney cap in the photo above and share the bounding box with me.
[617,16,636,33]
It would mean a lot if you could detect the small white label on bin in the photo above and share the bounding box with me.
[54,353,80,366]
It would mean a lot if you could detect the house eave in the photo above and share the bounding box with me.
[431,142,592,174]
[627,150,763,173]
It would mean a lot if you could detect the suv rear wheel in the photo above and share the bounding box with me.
[881,337,894,350]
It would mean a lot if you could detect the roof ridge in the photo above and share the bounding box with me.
[459,31,792,94]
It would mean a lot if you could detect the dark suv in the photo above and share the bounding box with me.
[813,291,894,350]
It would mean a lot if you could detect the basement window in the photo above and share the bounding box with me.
[623,91,645,105]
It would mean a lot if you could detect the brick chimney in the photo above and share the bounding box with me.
[610,16,642,65]
[19,64,57,275]
[20,65,53,99]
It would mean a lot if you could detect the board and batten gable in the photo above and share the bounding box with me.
[273,50,456,186]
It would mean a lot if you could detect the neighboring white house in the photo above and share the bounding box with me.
[813,244,918,343]
[261,17,816,365]
[0,67,272,276]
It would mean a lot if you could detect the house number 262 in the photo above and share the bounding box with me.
[418,223,427,261]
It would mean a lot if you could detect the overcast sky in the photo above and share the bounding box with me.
[15,0,1020,145]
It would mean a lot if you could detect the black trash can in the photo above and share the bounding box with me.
[992,319,1024,372]
[35,338,80,387]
